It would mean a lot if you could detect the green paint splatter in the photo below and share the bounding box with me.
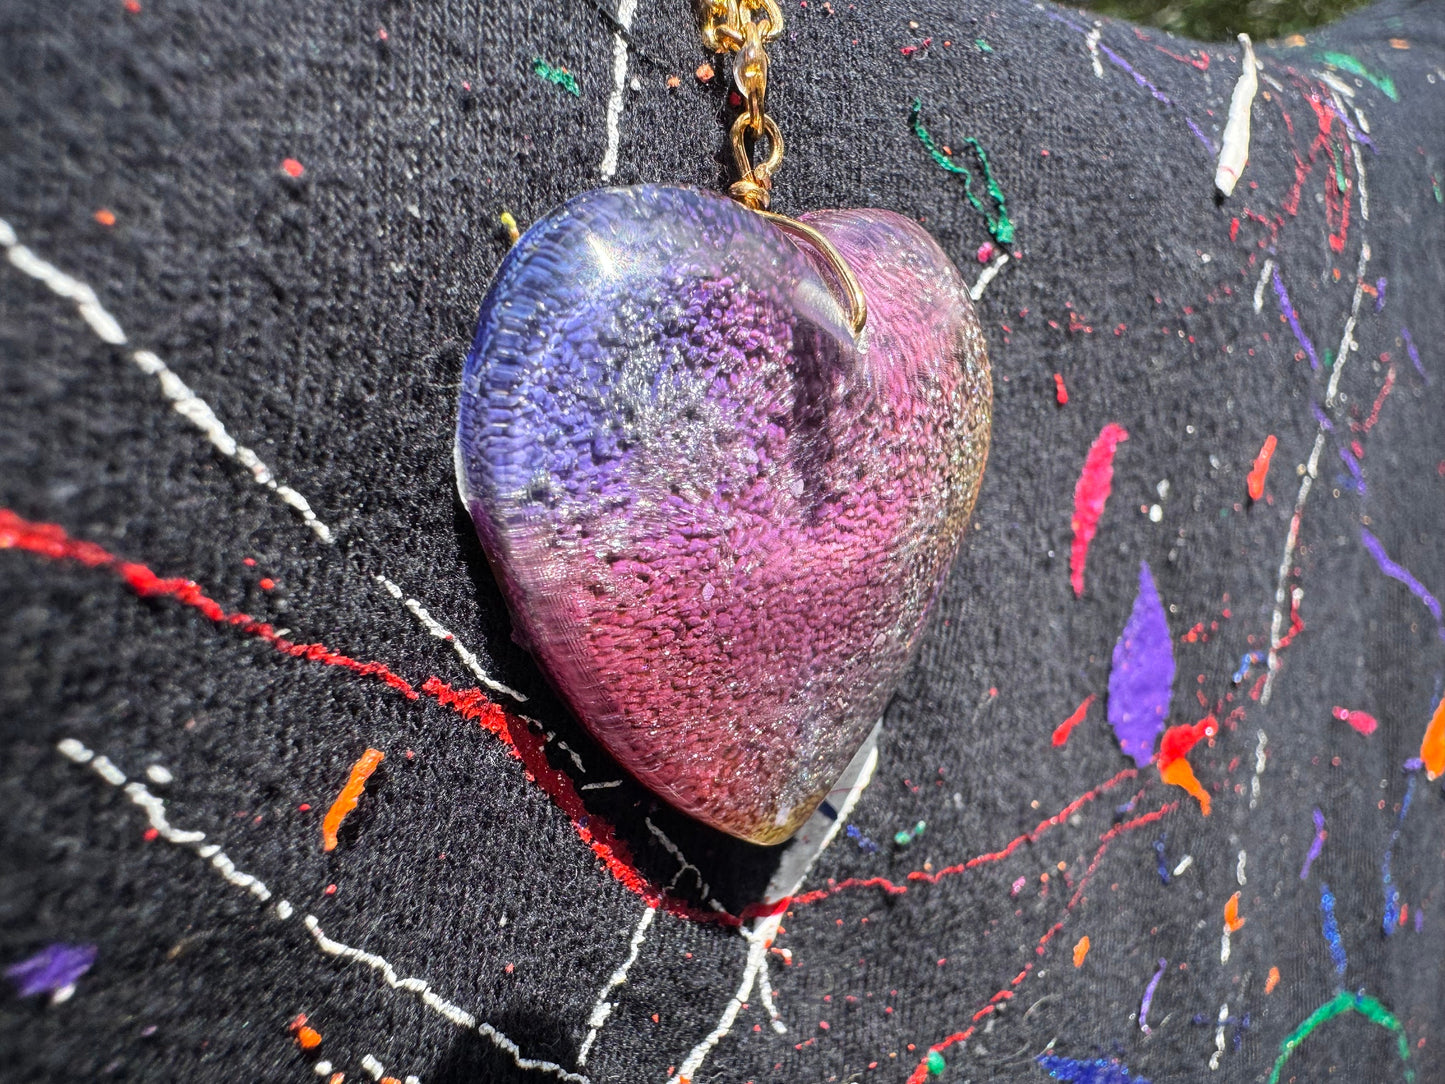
[909,100,1015,245]
[532,57,580,97]
[1267,990,1413,1084]
[1324,349,1335,368]
[1433,174,1442,204]
[1332,141,1348,193]
[894,820,927,846]
[926,1049,947,1075]
[1317,51,1399,101]
[974,38,993,53]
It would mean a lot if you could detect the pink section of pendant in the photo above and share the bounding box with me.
[457,186,990,844]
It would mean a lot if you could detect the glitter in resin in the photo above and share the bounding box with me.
[457,185,990,844]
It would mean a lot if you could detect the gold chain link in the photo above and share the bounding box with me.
[699,0,784,210]
[698,0,867,336]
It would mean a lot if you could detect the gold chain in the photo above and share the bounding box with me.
[698,0,868,336]
[700,0,784,210]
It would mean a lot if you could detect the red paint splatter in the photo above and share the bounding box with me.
[1158,715,1216,814]
[1247,435,1277,501]
[1155,44,1210,70]
[280,158,305,178]
[122,0,141,12]
[0,509,731,926]
[1051,695,1095,746]
[1229,216,1240,241]
[259,577,276,590]
[1053,372,1068,405]
[1331,706,1378,735]
[1070,423,1129,596]
[760,767,1139,917]
[905,801,1177,1084]
[1361,365,1396,433]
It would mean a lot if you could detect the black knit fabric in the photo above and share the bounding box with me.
[2,1,1443,1081]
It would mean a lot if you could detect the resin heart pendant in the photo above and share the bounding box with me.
[456,185,990,844]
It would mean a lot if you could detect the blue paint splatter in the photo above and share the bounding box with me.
[1037,1054,1153,1083]
[1273,266,1321,370]
[1382,774,1416,936]
[1320,883,1348,978]
[1154,836,1171,884]
[5,943,97,998]
[1108,562,1175,767]
[1300,808,1326,880]
[846,823,879,854]
[1232,651,1261,685]
[1402,326,1427,383]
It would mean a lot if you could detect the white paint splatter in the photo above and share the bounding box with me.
[1215,34,1259,197]
[577,904,657,1065]
[600,0,641,180]
[970,253,1010,301]
[0,218,333,542]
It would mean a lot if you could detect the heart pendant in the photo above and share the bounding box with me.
[457,185,990,844]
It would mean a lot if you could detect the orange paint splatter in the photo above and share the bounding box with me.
[296,1026,322,1049]
[122,0,141,12]
[1158,715,1215,814]
[1265,965,1280,994]
[1247,434,1277,500]
[1161,758,1210,815]
[695,63,715,82]
[93,209,117,227]
[321,748,385,851]
[1422,695,1445,780]
[281,158,305,178]
[1051,695,1095,746]
[1224,891,1246,932]
[1072,935,1090,967]
[666,74,681,88]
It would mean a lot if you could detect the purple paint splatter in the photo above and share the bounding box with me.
[1320,883,1347,978]
[1338,445,1365,494]
[1382,773,1416,936]
[1374,277,1386,312]
[1310,401,1335,431]
[1300,808,1326,879]
[1139,957,1168,1035]
[1109,562,1175,767]
[1154,836,1171,884]
[1037,1055,1153,1084]
[1324,96,1375,151]
[1273,266,1321,370]
[1360,528,1445,641]
[5,943,97,998]
[1401,326,1427,383]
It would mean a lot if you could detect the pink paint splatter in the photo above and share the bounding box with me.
[1070,423,1129,596]
[1332,706,1378,735]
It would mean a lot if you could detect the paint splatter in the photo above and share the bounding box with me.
[1300,808,1326,879]
[1138,958,1167,1035]
[1037,1054,1152,1083]
[909,99,1015,244]
[1331,706,1377,735]
[1272,267,1321,370]
[893,820,928,846]
[1052,695,1095,746]
[1054,371,1069,405]
[1157,715,1215,813]
[1224,891,1246,932]
[500,211,520,243]
[1319,883,1347,977]
[322,748,386,852]
[1247,435,1277,500]
[1109,562,1174,767]
[845,823,880,854]
[1073,935,1090,967]
[0,509,730,928]
[532,57,581,96]
[1265,966,1280,994]
[93,209,116,227]
[1382,774,1416,935]
[1401,326,1426,382]
[289,1014,323,1050]
[1316,52,1400,101]
[5,943,97,998]
[1070,424,1129,596]
[1154,837,1171,883]
[280,158,305,178]
[1267,990,1412,1084]
[1360,528,1445,640]
[925,1049,946,1076]
[1421,695,1445,780]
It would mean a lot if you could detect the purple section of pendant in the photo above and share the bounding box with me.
[457,185,990,843]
